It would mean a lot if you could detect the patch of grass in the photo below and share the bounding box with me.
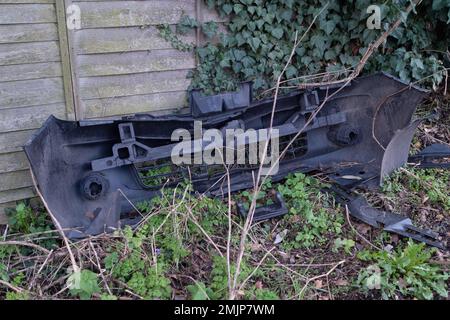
[382,168,450,212]
[357,241,449,300]
[277,173,344,249]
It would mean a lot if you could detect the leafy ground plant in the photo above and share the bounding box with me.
[277,173,344,249]
[68,269,101,300]
[357,241,449,300]
[6,202,53,236]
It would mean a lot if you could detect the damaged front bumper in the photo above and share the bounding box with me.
[24,72,445,248]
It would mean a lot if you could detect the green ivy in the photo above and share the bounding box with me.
[157,24,195,52]
[160,0,450,95]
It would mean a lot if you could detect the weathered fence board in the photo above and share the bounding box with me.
[0,151,29,174]
[0,41,61,66]
[65,0,221,120]
[0,103,66,132]
[75,26,195,54]
[0,130,35,154]
[83,90,188,118]
[77,50,195,77]
[0,4,56,24]
[72,0,225,26]
[0,188,36,206]
[0,62,62,83]
[0,170,33,192]
[79,70,191,99]
[0,77,65,109]
[0,23,58,44]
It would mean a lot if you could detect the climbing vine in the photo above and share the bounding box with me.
[159,0,450,96]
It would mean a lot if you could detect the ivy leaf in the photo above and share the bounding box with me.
[256,19,265,30]
[322,20,336,35]
[235,33,246,46]
[202,21,218,39]
[219,59,231,68]
[301,56,312,65]
[285,65,297,79]
[264,13,275,24]
[243,68,255,77]
[249,37,261,52]
[271,27,284,39]
[177,15,198,34]
[282,0,294,9]
[222,4,233,15]
[311,34,326,52]
[248,21,256,31]
[295,47,305,56]
[324,49,337,60]
[255,6,264,17]
[232,62,243,72]
[205,0,215,9]
[399,69,410,82]
[278,9,293,22]
[234,4,244,14]
[411,58,424,69]
[348,19,359,31]
[253,77,266,89]
[432,0,447,10]
[197,47,209,60]
[233,49,246,61]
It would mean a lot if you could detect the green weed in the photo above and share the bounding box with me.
[382,168,450,211]
[278,173,343,248]
[357,241,449,300]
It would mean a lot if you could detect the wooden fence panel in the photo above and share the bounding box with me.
[0,0,69,220]
[67,0,222,119]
